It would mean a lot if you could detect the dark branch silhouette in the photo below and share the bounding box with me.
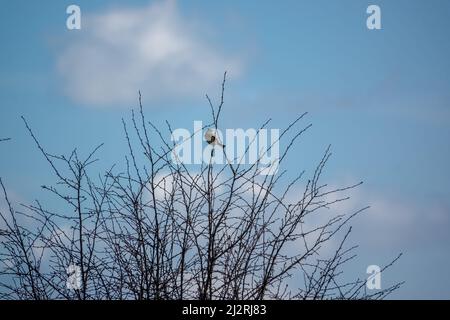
[0,74,403,300]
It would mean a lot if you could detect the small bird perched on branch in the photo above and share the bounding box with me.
[205,128,225,157]
[204,128,225,148]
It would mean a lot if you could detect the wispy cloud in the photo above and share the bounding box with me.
[279,179,450,252]
[328,185,450,250]
[57,0,242,107]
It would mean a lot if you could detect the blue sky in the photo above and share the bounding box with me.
[1,0,450,299]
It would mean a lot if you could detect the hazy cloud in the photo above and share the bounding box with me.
[281,180,450,252]
[57,0,242,107]
[327,185,450,250]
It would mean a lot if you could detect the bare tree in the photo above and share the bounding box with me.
[0,74,402,300]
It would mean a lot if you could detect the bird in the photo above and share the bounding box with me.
[204,128,225,148]
[205,128,225,157]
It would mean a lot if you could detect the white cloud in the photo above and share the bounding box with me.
[322,184,450,250]
[57,0,242,107]
[278,179,450,255]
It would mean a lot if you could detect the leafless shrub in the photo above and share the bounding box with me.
[0,74,402,300]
